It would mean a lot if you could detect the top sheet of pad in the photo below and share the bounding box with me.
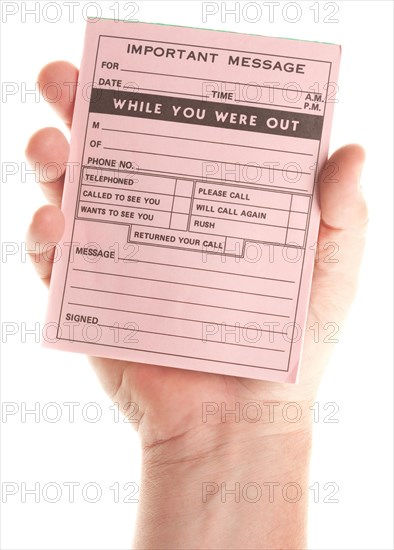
[43,18,341,383]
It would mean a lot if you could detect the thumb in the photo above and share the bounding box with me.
[319,144,368,232]
[310,144,368,317]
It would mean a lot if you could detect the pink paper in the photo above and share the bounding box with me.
[43,18,341,382]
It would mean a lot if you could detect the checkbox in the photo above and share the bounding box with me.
[173,196,191,214]
[170,213,189,230]
[292,194,310,213]
[286,228,305,247]
[175,179,193,197]
[289,211,308,230]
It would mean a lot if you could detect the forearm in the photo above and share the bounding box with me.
[133,424,313,550]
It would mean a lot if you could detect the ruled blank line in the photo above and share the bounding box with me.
[119,67,321,96]
[69,284,290,318]
[66,301,286,335]
[72,268,292,300]
[66,309,285,353]
[122,85,302,110]
[101,127,314,157]
[123,86,204,99]
[116,257,295,284]
[234,98,302,110]
[56,336,289,371]
[102,148,311,176]
[67,300,285,352]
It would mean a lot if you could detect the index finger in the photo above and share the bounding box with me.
[38,61,79,129]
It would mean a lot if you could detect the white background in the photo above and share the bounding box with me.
[1,1,393,549]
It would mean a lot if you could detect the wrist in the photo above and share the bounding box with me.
[142,418,313,474]
[139,396,315,464]
[136,424,313,550]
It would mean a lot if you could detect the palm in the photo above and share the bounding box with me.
[88,221,362,443]
[27,62,367,445]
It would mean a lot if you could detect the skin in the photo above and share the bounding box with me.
[26,61,368,549]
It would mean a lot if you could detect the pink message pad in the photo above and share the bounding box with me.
[43,19,341,383]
